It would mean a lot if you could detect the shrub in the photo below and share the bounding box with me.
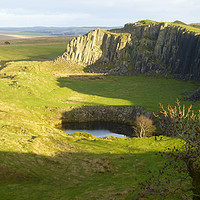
[135,100,200,199]
[154,99,200,199]
[4,41,10,45]
[134,115,156,137]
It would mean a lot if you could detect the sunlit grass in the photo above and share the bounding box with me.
[0,133,184,200]
[0,36,72,61]
[0,36,198,199]
[171,22,200,33]
[0,44,66,61]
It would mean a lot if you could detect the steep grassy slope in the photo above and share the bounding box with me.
[0,36,199,199]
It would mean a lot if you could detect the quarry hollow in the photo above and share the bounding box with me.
[62,121,133,138]
[60,105,155,138]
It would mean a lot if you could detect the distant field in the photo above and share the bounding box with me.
[0,34,26,40]
[0,36,73,61]
[0,33,47,41]
[0,36,74,45]
[5,32,50,36]
[0,31,52,40]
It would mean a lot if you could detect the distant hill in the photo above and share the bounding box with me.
[173,20,187,25]
[0,26,121,37]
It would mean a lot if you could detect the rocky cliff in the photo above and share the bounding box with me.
[60,21,200,79]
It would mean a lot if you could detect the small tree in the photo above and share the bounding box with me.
[134,115,156,137]
[4,41,10,45]
[154,99,200,199]
[134,100,200,199]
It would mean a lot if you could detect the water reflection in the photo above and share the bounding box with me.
[65,129,129,138]
[62,121,134,138]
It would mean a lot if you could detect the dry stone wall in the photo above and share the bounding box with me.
[61,106,153,125]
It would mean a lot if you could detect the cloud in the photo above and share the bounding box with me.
[0,0,199,26]
[0,9,92,27]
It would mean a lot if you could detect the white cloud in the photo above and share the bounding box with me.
[0,9,91,27]
[0,0,199,26]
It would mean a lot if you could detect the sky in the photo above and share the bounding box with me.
[0,0,199,27]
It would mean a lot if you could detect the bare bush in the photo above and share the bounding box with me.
[154,99,200,199]
[134,100,200,200]
[134,115,156,137]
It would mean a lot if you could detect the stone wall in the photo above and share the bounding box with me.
[61,105,153,125]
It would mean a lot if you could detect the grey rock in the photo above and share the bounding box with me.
[59,22,200,79]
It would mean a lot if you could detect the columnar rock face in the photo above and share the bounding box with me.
[61,28,132,74]
[61,21,200,79]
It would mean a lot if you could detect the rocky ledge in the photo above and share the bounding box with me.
[59,21,200,79]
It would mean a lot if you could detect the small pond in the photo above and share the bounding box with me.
[65,129,129,138]
[62,121,134,138]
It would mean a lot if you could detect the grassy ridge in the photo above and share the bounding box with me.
[129,20,200,33]
[171,22,200,34]
[0,36,199,199]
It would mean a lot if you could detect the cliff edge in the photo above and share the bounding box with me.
[60,20,200,79]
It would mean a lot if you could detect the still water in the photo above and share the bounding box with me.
[62,121,133,138]
[65,129,129,138]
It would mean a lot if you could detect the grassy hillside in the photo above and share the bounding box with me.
[0,36,199,199]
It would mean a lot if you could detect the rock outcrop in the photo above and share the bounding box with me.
[61,29,132,74]
[185,87,200,102]
[60,21,200,79]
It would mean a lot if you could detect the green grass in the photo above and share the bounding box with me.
[190,24,200,29]
[0,134,185,200]
[171,22,200,33]
[1,67,199,115]
[0,37,72,61]
[0,36,199,199]
[0,64,198,199]
[58,75,200,111]
[135,19,160,25]
[128,19,200,34]
[0,44,67,61]
[0,44,66,61]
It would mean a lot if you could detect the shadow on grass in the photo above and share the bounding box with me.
[0,147,166,199]
[57,75,135,106]
[56,74,200,113]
